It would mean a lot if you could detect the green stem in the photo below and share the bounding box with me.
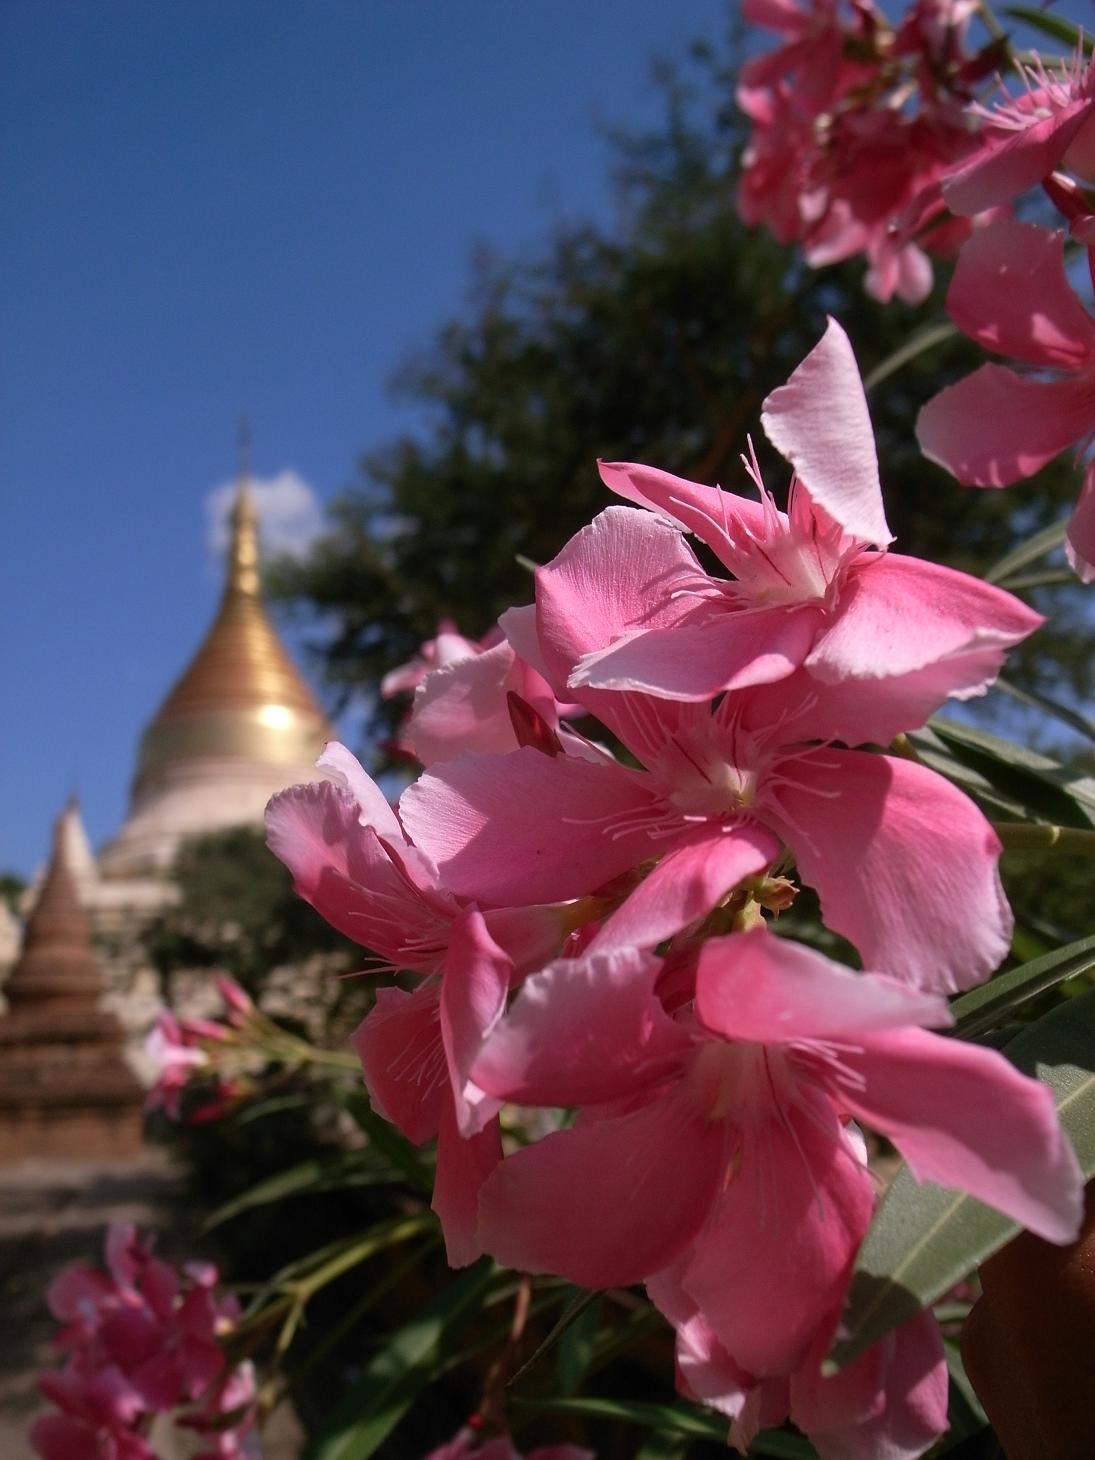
[995,823,1095,856]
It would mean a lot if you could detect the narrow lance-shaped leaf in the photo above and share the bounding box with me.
[829,988,1095,1372]
[305,1260,499,1460]
[948,932,1095,1041]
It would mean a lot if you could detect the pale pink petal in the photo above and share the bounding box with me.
[761,318,892,548]
[569,605,821,700]
[315,740,404,842]
[472,947,689,1107]
[409,641,522,765]
[917,364,1095,486]
[597,461,769,569]
[440,910,511,1136]
[792,1309,947,1460]
[682,1100,873,1375]
[267,785,452,962]
[432,1099,502,1268]
[480,903,566,975]
[351,983,446,1145]
[674,1311,753,1420]
[1066,460,1095,582]
[842,1027,1083,1244]
[693,928,949,1045]
[768,749,1011,992]
[534,505,705,684]
[943,101,1094,215]
[588,822,781,955]
[806,551,1042,689]
[400,747,658,905]
[947,221,1095,368]
[477,1088,724,1288]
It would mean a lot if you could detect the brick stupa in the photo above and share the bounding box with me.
[0,804,144,1162]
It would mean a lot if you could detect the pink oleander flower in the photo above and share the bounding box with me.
[402,670,1012,994]
[917,217,1095,581]
[406,633,573,766]
[424,1428,593,1460]
[944,47,1095,216]
[381,619,496,699]
[654,1281,948,1460]
[739,1,985,300]
[533,320,1040,719]
[265,743,570,1264]
[34,1224,258,1460]
[470,928,1081,1378]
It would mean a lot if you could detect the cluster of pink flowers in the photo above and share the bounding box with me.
[742,1,1095,579]
[145,975,256,1123]
[738,0,996,303]
[267,320,1082,1458]
[32,1223,258,1460]
[916,55,1095,580]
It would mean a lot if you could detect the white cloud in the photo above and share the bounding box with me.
[205,470,325,564]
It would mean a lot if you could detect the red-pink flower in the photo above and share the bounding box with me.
[943,48,1095,216]
[470,928,1081,1376]
[916,218,1095,580]
[535,321,1039,718]
[402,677,1011,994]
[653,1279,948,1460]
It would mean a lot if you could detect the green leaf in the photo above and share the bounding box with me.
[304,1261,498,1460]
[984,517,1069,585]
[829,988,1095,1372]
[949,932,1095,1041]
[913,718,1095,830]
[557,1295,602,1395]
[507,1286,600,1390]
[993,676,1095,746]
[514,1397,817,1455]
[203,1151,397,1230]
[1003,6,1094,53]
[340,1089,435,1194]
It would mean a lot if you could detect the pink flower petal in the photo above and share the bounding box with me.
[792,1308,947,1460]
[805,551,1042,697]
[570,605,822,701]
[943,100,1095,216]
[477,1089,724,1288]
[843,1027,1083,1244]
[472,947,689,1108]
[693,928,949,1044]
[589,822,781,955]
[682,1099,873,1375]
[947,221,1095,368]
[400,747,658,905]
[432,1100,502,1268]
[768,749,1011,992]
[534,505,705,685]
[917,364,1095,486]
[351,982,446,1145]
[1066,459,1095,583]
[409,641,522,765]
[440,910,511,1136]
[761,318,892,548]
[597,461,769,571]
[315,740,404,843]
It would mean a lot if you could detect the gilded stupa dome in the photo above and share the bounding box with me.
[98,473,331,879]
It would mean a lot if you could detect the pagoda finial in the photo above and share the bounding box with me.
[228,419,260,597]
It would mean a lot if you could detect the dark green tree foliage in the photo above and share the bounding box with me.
[142,826,357,1001]
[270,36,1089,758]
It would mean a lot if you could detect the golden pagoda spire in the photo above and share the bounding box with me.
[227,418,260,598]
[122,433,331,798]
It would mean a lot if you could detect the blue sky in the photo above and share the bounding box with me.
[1,0,728,877]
